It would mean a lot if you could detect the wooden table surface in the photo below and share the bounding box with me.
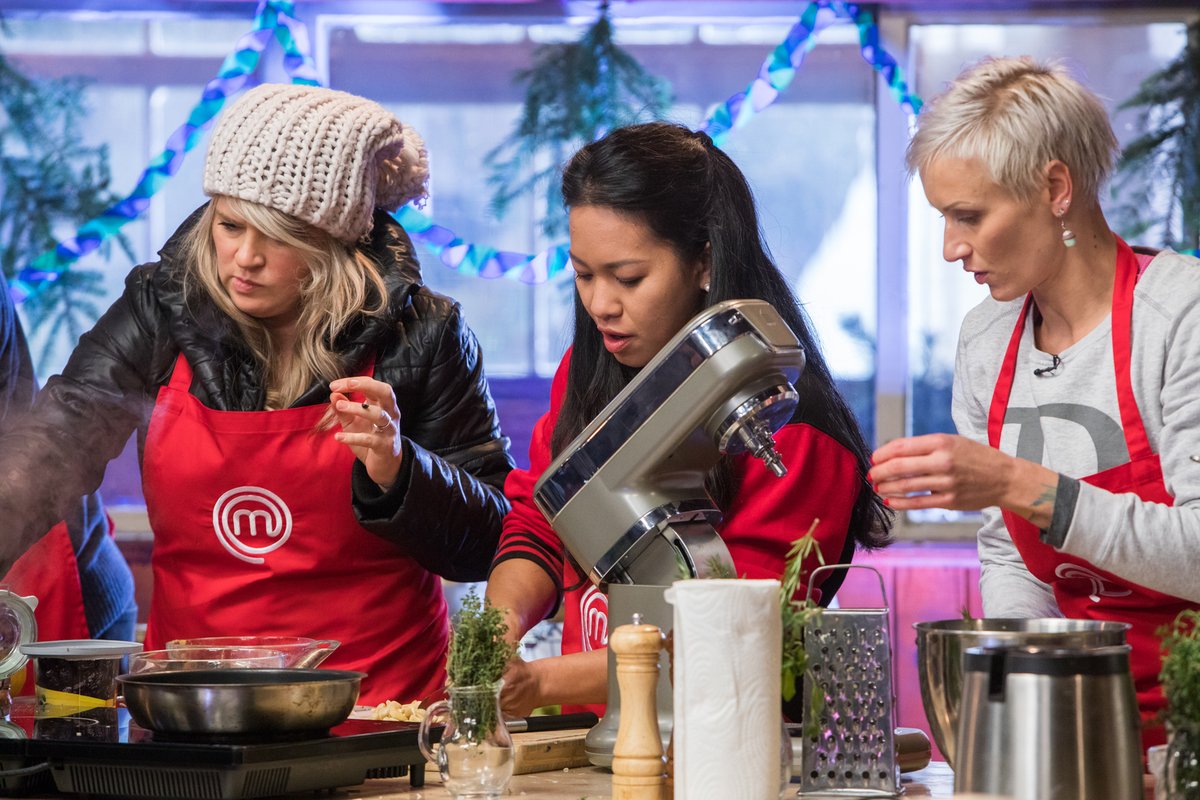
[324,761,958,799]
[325,760,1158,799]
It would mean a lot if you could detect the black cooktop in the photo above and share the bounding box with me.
[0,700,427,799]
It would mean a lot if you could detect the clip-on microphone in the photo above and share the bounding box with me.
[1033,354,1062,377]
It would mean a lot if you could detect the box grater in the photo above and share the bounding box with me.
[795,565,898,797]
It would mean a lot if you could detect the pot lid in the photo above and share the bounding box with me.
[19,640,142,660]
[0,590,38,678]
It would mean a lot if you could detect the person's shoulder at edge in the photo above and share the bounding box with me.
[1134,248,1200,321]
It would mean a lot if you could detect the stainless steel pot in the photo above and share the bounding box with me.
[914,617,1128,766]
[118,668,364,737]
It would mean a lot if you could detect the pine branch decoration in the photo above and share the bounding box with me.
[0,49,133,368]
[485,3,671,238]
[1110,20,1200,252]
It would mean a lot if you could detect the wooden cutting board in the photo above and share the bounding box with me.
[511,728,593,774]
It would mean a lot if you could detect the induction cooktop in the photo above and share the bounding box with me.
[0,699,427,799]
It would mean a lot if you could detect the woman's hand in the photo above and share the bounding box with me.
[499,656,544,718]
[329,377,403,490]
[868,433,1061,528]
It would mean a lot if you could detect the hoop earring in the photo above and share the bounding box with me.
[1058,209,1077,248]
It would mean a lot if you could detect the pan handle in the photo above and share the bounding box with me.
[294,639,340,669]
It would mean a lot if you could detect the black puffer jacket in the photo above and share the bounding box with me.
[0,206,514,581]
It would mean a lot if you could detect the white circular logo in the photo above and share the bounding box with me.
[212,486,293,565]
[580,586,609,652]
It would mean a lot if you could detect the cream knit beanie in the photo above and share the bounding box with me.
[203,83,429,243]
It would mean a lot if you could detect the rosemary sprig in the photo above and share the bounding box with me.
[780,519,826,737]
[670,518,828,735]
[673,549,737,580]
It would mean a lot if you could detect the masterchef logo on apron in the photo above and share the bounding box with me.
[1053,563,1133,603]
[580,585,609,651]
[212,485,293,564]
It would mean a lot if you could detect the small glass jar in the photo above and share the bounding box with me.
[1166,725,1200,800]
[419,681,514,799]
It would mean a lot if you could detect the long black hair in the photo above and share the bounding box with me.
[552,121,890,551]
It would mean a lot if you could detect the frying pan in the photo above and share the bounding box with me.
[118,668,364,737]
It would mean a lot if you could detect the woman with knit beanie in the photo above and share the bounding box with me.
[0,84,514,705]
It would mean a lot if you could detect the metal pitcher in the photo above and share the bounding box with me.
[954,644,1142,800]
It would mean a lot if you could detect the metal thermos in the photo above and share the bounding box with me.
[954,644,1142,800]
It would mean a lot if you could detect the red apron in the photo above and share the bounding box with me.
[987,237,1197,749]
[141,353,448,705]
[2,523,90,694]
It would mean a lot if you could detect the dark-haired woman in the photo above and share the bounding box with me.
[486,122,891,716]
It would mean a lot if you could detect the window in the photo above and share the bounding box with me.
[327,16,879,441]
[905,20,1188,439]
[1,6,1190,539]
[884,13,1189,532]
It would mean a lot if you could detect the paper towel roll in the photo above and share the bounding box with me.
[665,578,781,800]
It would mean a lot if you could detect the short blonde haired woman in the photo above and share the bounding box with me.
[869,57,1200,750]
[0,84,514,705]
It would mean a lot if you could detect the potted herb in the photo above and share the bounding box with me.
[1160,609,1200,799]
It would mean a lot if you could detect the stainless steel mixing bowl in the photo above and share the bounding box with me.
[914,618,1129,767]
[118,668,364,737]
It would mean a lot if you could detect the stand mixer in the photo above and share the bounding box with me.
[532,298,806,766]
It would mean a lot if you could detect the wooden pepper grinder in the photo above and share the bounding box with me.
[610,614,667,800]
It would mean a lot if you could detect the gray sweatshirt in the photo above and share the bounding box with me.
[952,249,1200,617]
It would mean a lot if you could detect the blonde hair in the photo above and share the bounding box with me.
[182,197,389,409]
[907,56,1118,203]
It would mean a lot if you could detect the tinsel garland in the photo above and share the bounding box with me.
[13,0,922,298]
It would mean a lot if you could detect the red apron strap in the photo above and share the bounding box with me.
[989,237,1147,460]
[987,295,1034,449]
[1109,237,1151,461]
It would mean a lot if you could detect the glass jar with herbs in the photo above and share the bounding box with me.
[419,592,517,799]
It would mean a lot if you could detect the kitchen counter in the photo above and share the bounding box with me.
[13,758,1160,799]
[321,760,1161,800]
[320,761,958,799]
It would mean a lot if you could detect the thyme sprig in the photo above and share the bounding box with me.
[447,590,517,689]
